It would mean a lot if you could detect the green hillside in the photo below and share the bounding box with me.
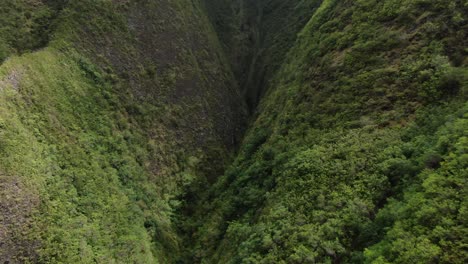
[1,0,466,263]
[190,0,468,263]
[0,0,245,263]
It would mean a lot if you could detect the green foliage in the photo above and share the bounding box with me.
[1,0,467,263]
[189,0,468,263]
[0,38,11,63]
[193,102,467,263]
[364,104,468,263]
[0,0,65,58]
[0,0,245,263]
[0,49,159,263]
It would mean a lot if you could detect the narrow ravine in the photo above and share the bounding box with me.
[178,0,468,263]
[0,1,466,263]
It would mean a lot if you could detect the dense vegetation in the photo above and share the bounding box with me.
[1,0,244,263]
[189,0,468,263]
[1,0,467,263]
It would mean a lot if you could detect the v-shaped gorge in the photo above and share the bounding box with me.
[0,0,467,263]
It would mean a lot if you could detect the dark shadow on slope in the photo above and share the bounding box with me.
[203,0,323,113]
[0,0,67,63]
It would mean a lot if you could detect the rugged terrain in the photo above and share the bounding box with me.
[0,0,467,263]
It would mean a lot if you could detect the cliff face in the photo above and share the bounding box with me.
[1,0,467,263]
[0,0,245,263]
[203,0,322,111]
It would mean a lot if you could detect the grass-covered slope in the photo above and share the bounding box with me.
[191,0,467,263]
[0,0,245,263]
[1,49,159,263]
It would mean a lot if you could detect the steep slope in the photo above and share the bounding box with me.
[191,0,468,263]
[1,0,467,263]
[203,0,322,111]
[0,0,245,263]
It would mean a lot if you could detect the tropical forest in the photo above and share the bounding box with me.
[0,0,467,263]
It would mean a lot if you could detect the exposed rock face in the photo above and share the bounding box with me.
[0,175,40,263]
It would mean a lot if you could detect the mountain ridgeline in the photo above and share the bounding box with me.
[0,0,466,263]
